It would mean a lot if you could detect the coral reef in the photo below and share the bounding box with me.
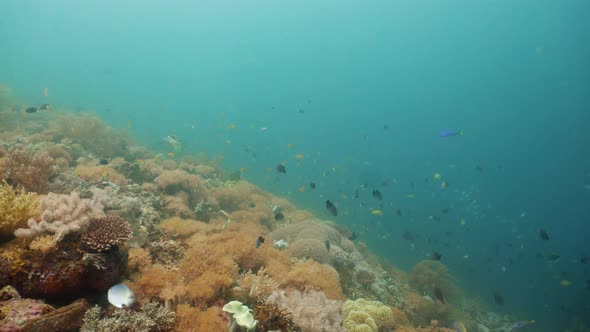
[409,261,458,301]
[14,192,105,241]
[74,165,128,186]
[342,298,395,332]
[266,289,343,332]
[80,215,132,252]
[2,146,55,193]
[80,302,175,332]
[0,180,39,241]
[0,286,54,331]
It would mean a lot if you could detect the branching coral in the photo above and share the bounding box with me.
[0,180,39,240]
[80,215,132,252]
[266,289,343,332]
[2,146,55,193]
[14,191,105,241]
[342,298,394,332]
[80,302,175,332]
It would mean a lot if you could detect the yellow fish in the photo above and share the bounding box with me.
[295,154,304,160]
[371,210,384,216]
[287,143,295,148]
[560,280,572,286]
[433,172,441,180]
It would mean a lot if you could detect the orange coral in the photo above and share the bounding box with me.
[74,165,128,185]
[160,217,211,239]
[127,247,152,276]
[162,194,194,219]
[129,264,181,303]
[175,305,227,332]
[281,260,345,300]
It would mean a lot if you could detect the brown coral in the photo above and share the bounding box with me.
[3,146,55,193]
[80,215,132,252]
[289,238,332,264]
[74,165,128,185]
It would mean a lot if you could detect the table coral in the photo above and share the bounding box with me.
[0,180,39,241]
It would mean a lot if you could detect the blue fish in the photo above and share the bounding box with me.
[439,130,464,137]
[511,320,534,329]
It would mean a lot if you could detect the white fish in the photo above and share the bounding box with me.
[108,283,135,308]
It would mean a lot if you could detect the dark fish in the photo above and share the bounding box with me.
[539,228,550,240]
[383,124,389,130]
[325,200,337,216]
[99,159,109,165]
[579,254,588,264]
[325,240,331,252]
[274,212,285,221]
[546,252,561,262]
[441,208,450,214]
[396,209,402,217]
[493,291,504,305]
[475,165,483,172]
[353,189,359,199]
[349,232,358,241]
[431,251,442,261]
[402,231,414,241]
[276,164,286,174]
[25,107,37,113]
[255,236,265,248]
[309,182,316,189]
[247,202,256,208]
[372,189,382,200]
[433,287,445,303]
[298,109,305,114]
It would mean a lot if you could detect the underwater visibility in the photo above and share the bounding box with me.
[1,1,589,331]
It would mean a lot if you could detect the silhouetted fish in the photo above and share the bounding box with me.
[25,107,37,113]
[325,240,331,252]
[402,231,414,241]
[431,251,442,261]
[99,159,109,165]
[276,164,286,174]
[433,287,445,303]
[372,189,382,200]
[396,209,402,217]
[493,291,504,305]
[539,228,550,240]
[441,208,449,214]
[274,212,285,221]
[309,182,316,189]
[256,236,265,248]
[325,200,337,216]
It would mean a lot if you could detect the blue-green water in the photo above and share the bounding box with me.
[2,1,589,330]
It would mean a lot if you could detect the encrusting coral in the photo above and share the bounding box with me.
[14,191,105,241]
[0,180,39,241]
[342,298,395,332]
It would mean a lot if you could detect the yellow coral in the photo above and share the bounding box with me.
[342,298,394,332]
[0,180,39,240]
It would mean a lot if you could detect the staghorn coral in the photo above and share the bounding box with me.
[342,298,394,332]
[80,302,175,332]
[14,191,105,241]
[2,146,55,193]
[0,180,39,241]
[266,289,343,332]
[80,215,132,252]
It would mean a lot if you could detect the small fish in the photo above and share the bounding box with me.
[453,321,467,332]
[295,153,304,160]
[372,189,383,200]
[274,212,285,221]
[440,181,449,189]
[396,209,402,217]
[349,232,358,241]
[383,124,389,130]
[108,283,135,308]
[325,240,330,252]
[493,291,504,305]
[37,104,50,111]
[431,251,442,261]
[439,130,464,137]
[25,107,37,113]
[560,280,572,287]
[539,228,550,240]
[256,236,265,248]
[98,159,109,165]
[164,135,181,146]
[433,287,445,303]
[510,320,534,329]
[276,164,287,174]
[441,208,450,214]
[546,252,561,262]
[475,165,483,172]
[433,172,441,180]
[402,231,414,241]
[325,200,338,216]
[309,182,316,189]
[353,189,359,199]
[371,209,383,216]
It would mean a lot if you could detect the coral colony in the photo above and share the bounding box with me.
[0,92,519,331]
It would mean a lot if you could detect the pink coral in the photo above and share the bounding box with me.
[80,215,132,252]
